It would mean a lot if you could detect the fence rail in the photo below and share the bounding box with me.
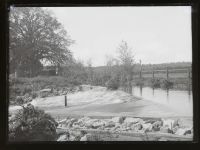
[134,67,192,80]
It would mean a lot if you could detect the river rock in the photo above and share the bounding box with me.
[58,119,67,124]
[70,131,84,141]
[160,126,173,133]
[142,123,152,132]
[80,135,88,141]
[92,120,106,129]
[162,119,176,130]
[131,123,143,131]
[113,126,120,131]
[104,121,115,128]
[152,121,163,131]
[158,137,168,141]
[70,118,78,125]
[124,117,143,124]
[69,135,76,141]
[83,119,98,128]
[175,128,192,136]
[111,116,125,124]
[80,133,93,141]
[57,133,69,141]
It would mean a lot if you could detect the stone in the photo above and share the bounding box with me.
[142,123,152,132]
[57,134,68,141]
[160,126,173,133]
[111,116,125,124]
[72,124,80,129]
[123,122,134,128]
[172,126,179,134]
[113,126,120,131]
[56,129,66,136]
[175,128,192,136]
[58,119,67,124]
[152,121,163,131]
[80,135,87,141]
[71,131,83,138]
[124,117,143,124]
[92,120,106,129]
[70,118,78,124]
[104,121,115,128]
[84,119,98,128]
[132,123,143,131]
[162,119,175,130]
[69,135,76,141]
[184,130,192,135]
[158,137,168,141]
[40,88,51,92]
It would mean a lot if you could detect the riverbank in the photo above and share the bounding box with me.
[28,85,191,118]
[56,116,193,141]
[9,85,193,141]
[10,85,192,119]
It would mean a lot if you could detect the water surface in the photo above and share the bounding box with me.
[131,86,193,116]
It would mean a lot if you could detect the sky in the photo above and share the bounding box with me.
[45,6,192,66]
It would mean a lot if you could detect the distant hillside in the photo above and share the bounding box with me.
[93,62,192,73]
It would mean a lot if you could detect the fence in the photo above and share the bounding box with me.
[134,67,192,80]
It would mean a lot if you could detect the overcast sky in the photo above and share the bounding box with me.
[45,6,192,66]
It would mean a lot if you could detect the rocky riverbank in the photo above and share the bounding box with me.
[56,116,193,141]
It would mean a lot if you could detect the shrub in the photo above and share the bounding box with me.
[9,104,58,141]
[151,78,161,88]
[31,92,38,99]
[15,96,24,105]
[22,86,32,95]
[78,85,83,91]
[106,78,120,90]
[135,80,144,86]
[161,79,174,89]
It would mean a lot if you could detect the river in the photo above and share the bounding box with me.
[130,86,193,116]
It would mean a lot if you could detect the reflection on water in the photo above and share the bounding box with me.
[130,86,193,116]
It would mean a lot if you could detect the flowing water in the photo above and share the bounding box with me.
[130,86,193,116]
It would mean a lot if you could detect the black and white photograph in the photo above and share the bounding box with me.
[8,6,193,142]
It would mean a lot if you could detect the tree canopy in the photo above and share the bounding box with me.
[9,7,74,77]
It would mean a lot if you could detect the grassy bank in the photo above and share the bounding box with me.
[9,76,82,105]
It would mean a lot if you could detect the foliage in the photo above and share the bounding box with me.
[150,78,174,89]
[62,60,88,85]
[9,7,74,77]
[9,104,58,141]
[106,76,120,90]
[151,78,161,88]
[161,79,174,89]
[9,76,70,104]
[135,80,144,86]
[117,41,135,87]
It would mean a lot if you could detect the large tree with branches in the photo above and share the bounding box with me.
[9,7,74,77]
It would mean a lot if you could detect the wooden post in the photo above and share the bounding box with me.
[188,68,191,94]
[140,60,142,79]
[152,69,154,79]
[166,67,169,79]
[65,95,67,107]
[188,68,191,80]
